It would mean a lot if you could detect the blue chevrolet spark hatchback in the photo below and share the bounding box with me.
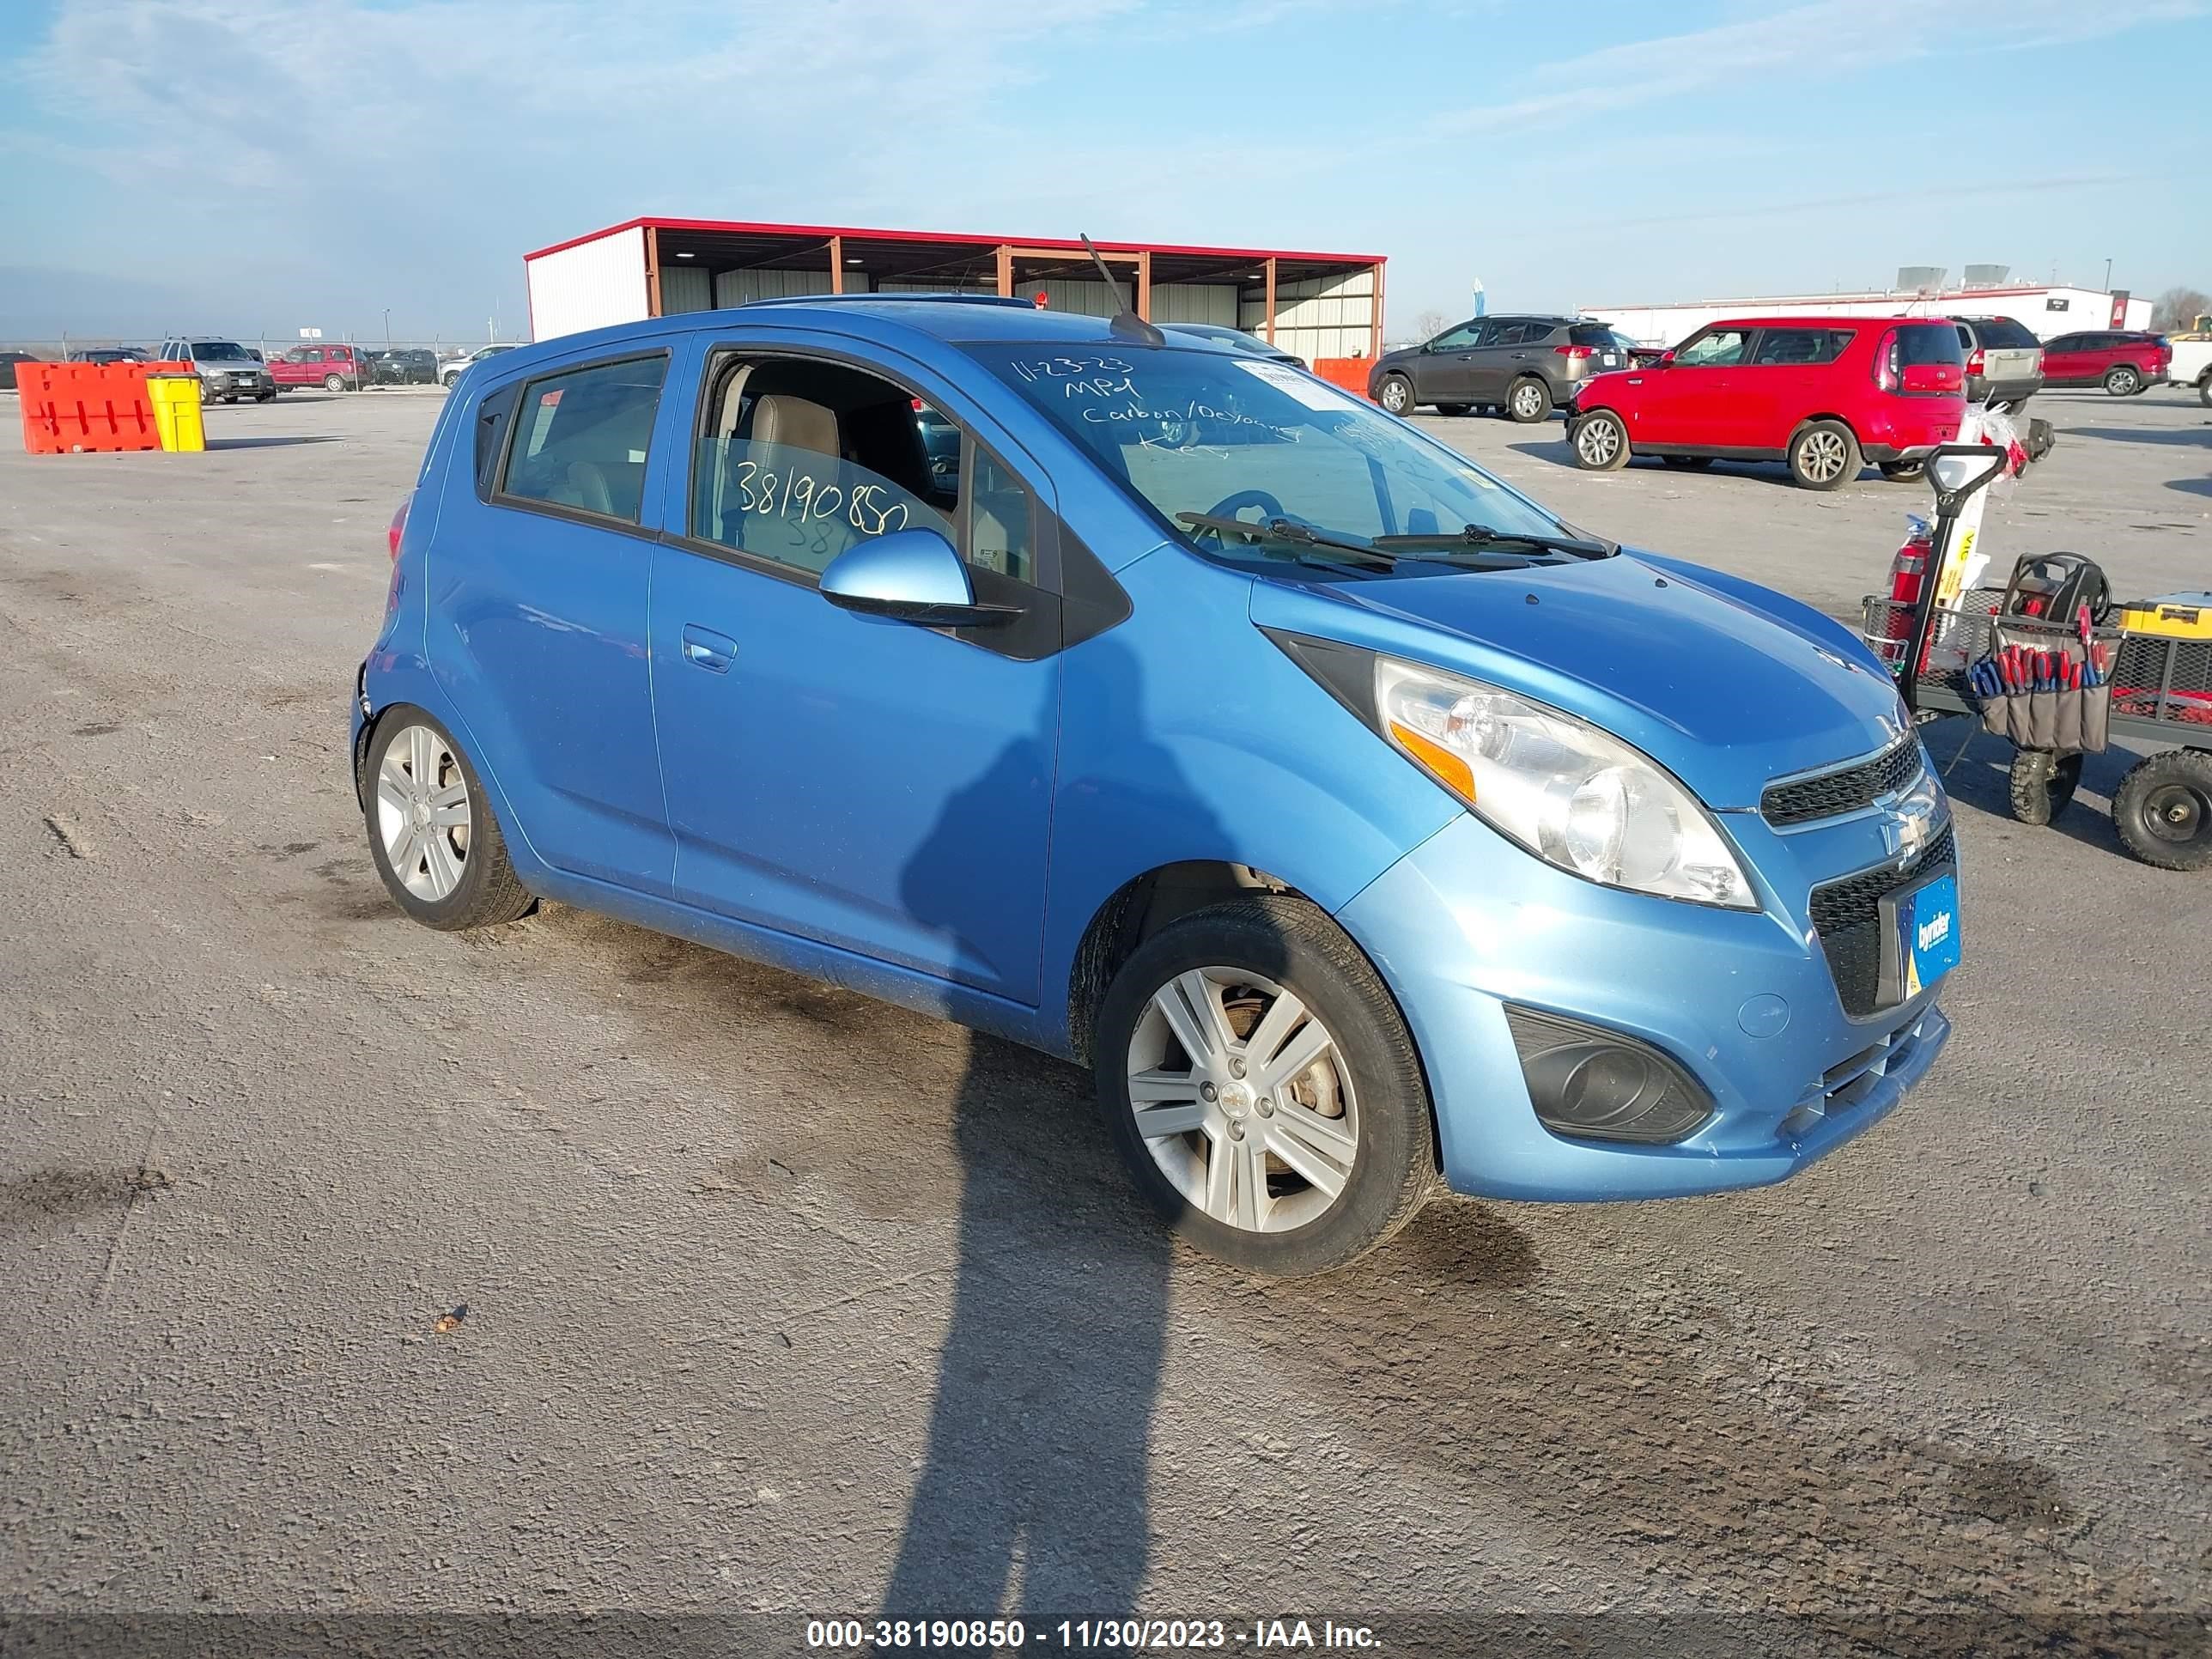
[354,295,1959,1274]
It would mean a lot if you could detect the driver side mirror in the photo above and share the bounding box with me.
[820,527,1021,629]
[1656,349,1676,367]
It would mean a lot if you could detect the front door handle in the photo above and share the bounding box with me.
[681,623,737,673]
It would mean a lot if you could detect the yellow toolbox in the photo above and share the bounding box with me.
[2112,595,2212,640]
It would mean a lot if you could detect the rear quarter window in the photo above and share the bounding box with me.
[497,355,668,525]
[1892,325,1965,368]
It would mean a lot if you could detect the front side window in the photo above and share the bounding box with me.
[971,343,1576,565]
[690,356,957,577]
[1675,329,1750,368]
[500,355,667,525]
[1428,322,1484,351]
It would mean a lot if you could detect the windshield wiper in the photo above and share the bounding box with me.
[1176,512,1390,562]
[1371,523,1615,559]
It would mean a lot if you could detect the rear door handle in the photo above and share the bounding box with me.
[681,623,737,673]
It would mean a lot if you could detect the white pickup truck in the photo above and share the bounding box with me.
[2166,334,2212,406]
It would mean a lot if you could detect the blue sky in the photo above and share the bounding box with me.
[1,0,2206,344]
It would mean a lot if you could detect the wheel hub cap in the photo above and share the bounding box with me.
[1124,967,1357,1234]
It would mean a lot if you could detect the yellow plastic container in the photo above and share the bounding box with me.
[147,374,205,453]
[2113,596,2212,641]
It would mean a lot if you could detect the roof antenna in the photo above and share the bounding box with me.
[1083,233,1165,346]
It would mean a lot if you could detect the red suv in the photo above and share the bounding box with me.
[1566,317,1965,490]
[271,343,366,392]
[2037,330,2170,396]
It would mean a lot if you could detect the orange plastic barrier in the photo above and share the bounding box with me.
[15,361,189,454]
[1310,357,1376,400]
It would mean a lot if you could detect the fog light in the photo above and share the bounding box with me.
[1504,1006,1713,1144]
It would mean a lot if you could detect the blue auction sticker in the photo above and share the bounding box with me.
[1901,872,1960,997]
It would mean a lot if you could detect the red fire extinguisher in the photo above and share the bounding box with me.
[1874,515,1933,668]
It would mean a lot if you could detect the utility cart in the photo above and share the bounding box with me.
[1863,447,2212,871]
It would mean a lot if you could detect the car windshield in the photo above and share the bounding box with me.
[968,343,1577,564]
[193,342,251,362]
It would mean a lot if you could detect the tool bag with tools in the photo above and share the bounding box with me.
[1970,553,2118,752]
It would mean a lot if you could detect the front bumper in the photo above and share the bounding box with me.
[1337,808,1954,1201]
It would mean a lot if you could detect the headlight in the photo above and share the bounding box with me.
[1374,656,1756,908]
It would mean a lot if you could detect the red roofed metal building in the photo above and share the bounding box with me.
[523,217,1386,375]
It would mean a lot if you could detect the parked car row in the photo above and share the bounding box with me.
[1369,315,1638,423]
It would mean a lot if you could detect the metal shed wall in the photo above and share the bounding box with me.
[526,226,649,342]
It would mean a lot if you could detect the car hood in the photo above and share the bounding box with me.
[199,358,265,374]
[1249,550,1909,811]
[1374,345,1423,375]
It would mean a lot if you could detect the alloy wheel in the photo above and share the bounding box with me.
[374,725,472,901]
[1512,383,1544,418]
[1380,379,1409,414]
[1797,429,1848,483]
[1577,417,1621,465]
[1125,968,1357,1234]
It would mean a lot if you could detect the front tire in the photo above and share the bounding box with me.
[362,708,537,930]
[2103,364,2142,396]
[2198,374,2210,410]
[2008,749,2081,826]
[1878,459,1924,482]
[2112,751,2212,871]
[1376,374,1415,416]
[1506,376,1553,423]
[1788,420,1859,490]
[1569,409,1630,470]
[1093,896,1436,1277]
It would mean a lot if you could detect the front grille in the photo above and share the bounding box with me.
[1762,736,1926,828]
[1808,823,1955,1018]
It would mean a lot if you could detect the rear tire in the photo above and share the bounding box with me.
[323,373,345,392]
[2102,364,2141,396]
[1376,374,1415,416]
[1506,376,1553,423]
[362,708,538,930]
[1878,459,1924,482]
[1570,409,1630,470]
[2007,749,2081,826]
[1788,420,1859,490]
[2198,374,2210,410]
[1092,896,1437,1277]
[2112,751,2212,871]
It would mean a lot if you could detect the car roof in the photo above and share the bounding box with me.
[478,296,1218,382]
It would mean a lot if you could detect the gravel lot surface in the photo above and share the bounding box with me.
[2,383,2206,1656]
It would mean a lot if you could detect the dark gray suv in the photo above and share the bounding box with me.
[1368,315,1635,422]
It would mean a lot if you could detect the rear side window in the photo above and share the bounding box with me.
[1974,318,2039,349]
[500,355,667,526]
[1749,328,1852,366]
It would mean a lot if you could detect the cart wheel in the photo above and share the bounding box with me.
[2112,750,2212,871]
[2007,749,2081,826]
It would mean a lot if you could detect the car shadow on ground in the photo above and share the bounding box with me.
[204,436,343,450]
[1923,715,2147,860]
[2058,425,2212,448]
[1504,439,1911,494]
[2166,477,2212,496]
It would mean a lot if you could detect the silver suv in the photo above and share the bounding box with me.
[438,342,521,388]
[160,337,276,404]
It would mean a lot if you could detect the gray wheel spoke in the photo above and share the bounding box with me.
[428,801,470,829]
[428,781,468,810]
[390,823,422,878]
[422,830,463,897]
[1241,988,1307,1072]
[1154,970,1232,1066]
[1233,1139,1268,1231]
[1264,1116,1351,1198]
[1202,1124,1237,1222]
[1128,1067,1199,1103]
[374,774,410,819]
[1133,1101,1209,1139]
[408,725,434,787]
[1257,1016,1333,1092]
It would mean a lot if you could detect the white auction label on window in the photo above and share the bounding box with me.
[1234,358,1365,411]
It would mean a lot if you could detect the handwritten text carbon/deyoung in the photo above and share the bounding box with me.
[1079,400,1297,440]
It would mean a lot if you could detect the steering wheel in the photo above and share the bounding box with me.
[1200,489,1287,526]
